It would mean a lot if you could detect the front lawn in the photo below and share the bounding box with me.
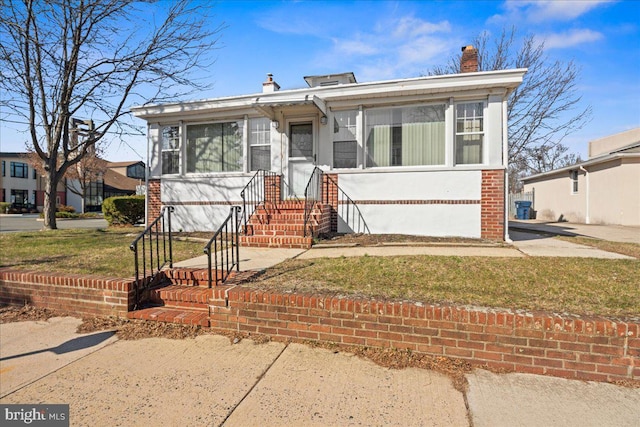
[252,255,639,318]
[1,229,638,318]
[0,228,204,277]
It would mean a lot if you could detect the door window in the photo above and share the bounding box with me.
[289,123,313,160]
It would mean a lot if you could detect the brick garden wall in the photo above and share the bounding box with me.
[0,269,136,317]
[211,286,639,383]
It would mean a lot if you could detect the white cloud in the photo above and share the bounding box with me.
[544,29,604,49]
[332,38,379,56]
[392,16,451,38]
[317,15,455,81]
[493,0,613,23]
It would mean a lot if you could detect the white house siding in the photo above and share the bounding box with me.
[586,158,640,226]
[337,170,482,237]
[524,173,586,223]
[160,175,251,232]
[523,158,640,226]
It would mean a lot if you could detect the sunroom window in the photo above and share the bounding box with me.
[186,121,243,173]
[333,110,358,168]
[365,104,445,167]
[161,126,180,175]
[455,102,484,164]
[249,117,271,171]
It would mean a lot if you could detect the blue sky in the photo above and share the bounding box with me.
[1,0,639,162]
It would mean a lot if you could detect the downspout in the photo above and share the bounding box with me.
[579,165,590,224]
[502,96,512,243]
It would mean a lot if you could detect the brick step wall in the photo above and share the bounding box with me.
[242,202,331,248]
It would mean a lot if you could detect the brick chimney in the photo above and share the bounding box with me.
[262,73,280,93]
[460,45,478,73]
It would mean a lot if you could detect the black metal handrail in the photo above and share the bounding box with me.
[303,167,323,237]
[204,206,241,288]
[129,206,174,309]
[324,174,371,234]
[240,170,276,234]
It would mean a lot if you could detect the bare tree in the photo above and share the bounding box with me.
[429,27,591,191]
[0,0,222,229]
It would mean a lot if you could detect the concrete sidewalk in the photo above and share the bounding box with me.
[2,318,639,426]
[510,220,640,244]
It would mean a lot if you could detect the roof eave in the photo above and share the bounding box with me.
[131,68,527,120]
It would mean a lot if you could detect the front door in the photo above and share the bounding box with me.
[288,122,315,197]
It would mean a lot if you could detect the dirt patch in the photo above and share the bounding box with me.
[77,315,205,340]
[316,233,497,246]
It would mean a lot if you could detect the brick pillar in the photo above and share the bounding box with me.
[481,170,505,241]
[147,179,161,221]
[323,174,339,232]
[264,174,281,204]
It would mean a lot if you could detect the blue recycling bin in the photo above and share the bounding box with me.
[515,201,532,220]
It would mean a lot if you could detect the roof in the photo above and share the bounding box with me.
[522,141,640,183]
[131,69,527,121]
[102,168,141,191]
[107,160,144,168]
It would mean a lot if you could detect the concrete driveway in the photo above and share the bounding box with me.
[2,318,639,426]
[509,230,635,259]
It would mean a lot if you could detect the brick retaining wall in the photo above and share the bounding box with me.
[211,286,639,383]
[1,268,637,383]
[0,269,136,317]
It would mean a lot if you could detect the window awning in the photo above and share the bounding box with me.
[251,95,327,120]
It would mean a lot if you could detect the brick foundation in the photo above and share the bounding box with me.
[211,286,639,383]
[0,269,137,317]
[323,174,339,232]
[481,169,505,240]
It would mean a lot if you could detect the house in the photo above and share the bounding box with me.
[0,152,66,212]
[66,160,146,212]
[132,46,526,245]
[521,128,640,226]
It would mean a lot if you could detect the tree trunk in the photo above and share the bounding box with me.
[42,172,59,230]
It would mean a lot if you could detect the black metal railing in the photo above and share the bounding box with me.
[324,174,371,234]
[240,169,277,234]
[129,206,174,309]
[204,206,241,288]
[303,167,324,237]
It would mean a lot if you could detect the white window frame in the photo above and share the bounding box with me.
[363,102,447,169]
[454,101,486,165]
[332,110,359,169]
[185,119,245,175]
[570,170,578,194]
[248,117,271,172]
[161,125,181,175]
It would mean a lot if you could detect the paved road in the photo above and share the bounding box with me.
[1,318,639,426]
[0,214,108,233]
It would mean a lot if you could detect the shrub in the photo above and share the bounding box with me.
[102,195,145,226]
[0,202,10,213]
[56,204,76,213]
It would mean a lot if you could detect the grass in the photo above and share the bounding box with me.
[555,236,640,259]
[1,229,638,318]
[253,255,639,318]
[0,228,205,277]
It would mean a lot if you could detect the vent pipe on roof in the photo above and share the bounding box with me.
[262,73,280,93]
[460,45,478,73]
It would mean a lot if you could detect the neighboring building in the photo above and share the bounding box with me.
[521,128,640,226]
[67,160,145,212]
[132,47,526,241]
[0,152,66,212]
[0,152,143,213]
